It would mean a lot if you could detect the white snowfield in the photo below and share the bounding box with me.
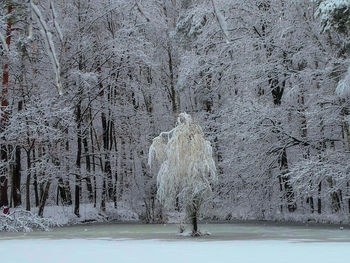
[0,238,349,263]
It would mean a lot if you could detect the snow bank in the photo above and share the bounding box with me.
[0,211,58,232]
[31,202,139,225]
[3,202,138,232]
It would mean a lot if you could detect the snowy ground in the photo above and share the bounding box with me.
[19,202,139,226]
[1,223,350,263]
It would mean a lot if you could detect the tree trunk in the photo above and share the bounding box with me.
[33,148,39,207]
[188,198,200,236]
[26,149,31,211]
[101,178,106,212]
[89,116,97,207]
[58,177,72,206]
[75,101,82,217]
[192,213,198,234]
[0,4,13,210]
[280,148,296,212]
[119,139,127,199]
[12,145,22,207]
[64,137,72,206]
[318,182,322,214]
[271,78,296,212]
[101,111,113,202]
[327,177,341,213]
[300,93,314,213]
[108,117,115,200]
[83,137,93,202]
[38,180,51,217]
[101,111,108,211]
[11,100,23,207]
[167,47,178,114]
[0,173,9,209]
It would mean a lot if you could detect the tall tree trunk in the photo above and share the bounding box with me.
[12,100,23,207]
[25,149,31,211]
[75,101,82,217]
[327,177,341,213]
[92,126,104,211]
[280,148,296,212]
[101,179,106,212]
[119,139,127,199]
[188,198,200,236]
[38,180,51,217]
[300,93,314,213]
[0,4,13,210]
[112,126,118,209]
[83,137,93,202]
[348,183,350,214]
[0,172,9,209]
[167,47,178,114]
[317,182,322,214]
[271,78,296,212]
[89,113,97,207]
[107,116,115,201]
[101,111,109,211]
[33,147,40,207]
[12,145,22,207]
[105,114,113,201]
[64,136,72,205]
[57,177,72,206]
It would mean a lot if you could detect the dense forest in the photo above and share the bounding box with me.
[1,0,350,225]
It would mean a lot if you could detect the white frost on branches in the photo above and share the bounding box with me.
[0,31,9,52]
[30,1,63,95]
[148,113,217,208]
[211,0,230,43]
[336,66,350,98]
[50,0,63,43]
[0,210,59,232]
[316,0,350,32]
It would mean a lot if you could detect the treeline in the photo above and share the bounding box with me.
[1,0,350,223]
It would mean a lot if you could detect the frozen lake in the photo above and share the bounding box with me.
[1,223,350,263]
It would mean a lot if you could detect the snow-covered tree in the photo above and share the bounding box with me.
[317,0,350,33]
[3,0,350,231]
[149,113,217,235]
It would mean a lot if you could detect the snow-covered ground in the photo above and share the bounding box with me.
[20,202,139,226]
[0,239,349,263]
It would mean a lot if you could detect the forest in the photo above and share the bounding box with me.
[1,0,350,227]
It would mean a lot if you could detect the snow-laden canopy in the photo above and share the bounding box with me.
[148,113,217,208]
[317,0,350,33]
[336,66,350,98]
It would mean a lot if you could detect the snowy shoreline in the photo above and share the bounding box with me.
[3,200,350,233]
[3,211,350,233]
[42,218,350,234]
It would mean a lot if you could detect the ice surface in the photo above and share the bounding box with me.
[1,223,350,263]
[0,238,349,263]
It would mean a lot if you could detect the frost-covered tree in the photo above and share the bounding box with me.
[4,0,350,231]
[149,113,217,235]
[317,0,350,33]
